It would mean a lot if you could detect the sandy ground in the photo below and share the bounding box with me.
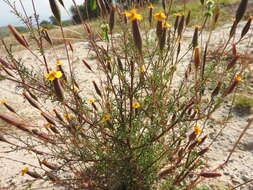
[0,21,253,189]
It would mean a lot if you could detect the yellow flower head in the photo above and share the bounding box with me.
[75,125,81,130]
[45,71,63,81]
[163,21,172,28]
[192,25,201,29]
[72,86,79,93]
[197,138,202,143]
[64,113,73,120]
[125,9,143,21]
[0,100,7,104]
[235,75,242,82]
[132,102,141,109]
[173,13,183,17]
[194,125,202,135]
[148,4,155,9]
[21,168,28,176]
[55,61,63,66]
[44,123,54,128]
[39,27,48,32]
[88,99,96,104]
[140,65,145,72]
[154,12,167,21]
[102,114,111,121]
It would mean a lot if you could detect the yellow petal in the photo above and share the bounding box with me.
[55,61,63,66]
[21,168,28,176]
[102,114,111,121]
[88,99,96,104]
[135,14,143,20]
[125,12,132,17]
[140,65,145,72]
[0,100,7,104]
[132,102,141,108]
[55,71,63,79]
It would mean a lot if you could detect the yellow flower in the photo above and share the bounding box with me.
[140,65,145,72]
[75,126,81,130]
[39,27,48,32]
[21,168,28,176]
[72,86,79,93]
[173,13,183,17]
[44,123,54,128]
[192,25,201,29]
[125,9,143,21]
[148,4,155,9]
[194,126,202,135]
[0,100,7,104]
[88,99,96,104]
[235,75,242,82]
[154,12,167,21]
[64,113,73,120]
[163,21,172,28]
[102,114,111,121]
[55,61,63,66]
[45,71,63,81]
[197,138,202,143]
[132,102,141,109]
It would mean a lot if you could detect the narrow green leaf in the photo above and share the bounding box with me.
[90,0,97,10]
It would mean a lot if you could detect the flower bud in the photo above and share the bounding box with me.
[186,10,191,26]
[53,79,64,102]
[49,0,61,24]
[199,172,222,178]
[8,25,29,48]
[132,20,142,54]
[194,47,201,70]
[109,6,116,32]
[235,0,248,23]
[241,16,252,38]
[92,81,102,97]
[177,15,185,37]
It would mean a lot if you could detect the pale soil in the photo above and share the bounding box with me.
[0,21,253,190]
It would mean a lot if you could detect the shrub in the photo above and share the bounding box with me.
[49,15,60,25]
[40,20,55,30]
[0,0,252,189]
[15,26,29,33]
[234,95,253,116]
[70,2,100,24]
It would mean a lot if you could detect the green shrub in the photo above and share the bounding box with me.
[234,95,253,115]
